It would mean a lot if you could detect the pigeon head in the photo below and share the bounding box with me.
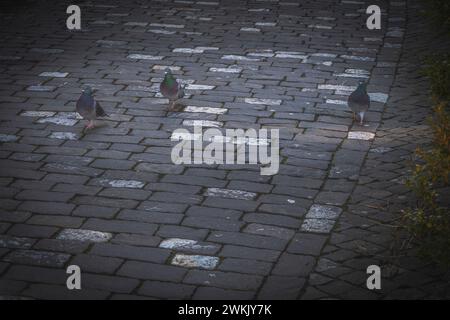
[358,81,367,89]
[83,86,93,95]
[163,68,175,85]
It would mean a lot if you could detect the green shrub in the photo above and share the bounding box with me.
[423,0,450,33]
[404,55,450,266]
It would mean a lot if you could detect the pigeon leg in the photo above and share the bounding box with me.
[168,100,175,111]
[86,120,95,130]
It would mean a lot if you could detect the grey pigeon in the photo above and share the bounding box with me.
[348,81,370,125]
[160,68,184,111]
[76,86,107,130]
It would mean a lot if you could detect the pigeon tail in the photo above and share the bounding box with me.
[96,101,108,117]
[359,111,365,125]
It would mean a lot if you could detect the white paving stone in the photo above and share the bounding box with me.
[275,53,307,59]
[20,111,56,117]
[102,179,145,188]
[37,117,78,126]
[148,29,176,34]
[340,55,375,62]
[160,238,197,249]
[221,55,260,61]
[244,98,282,105]
[248,52,275,58]
[57,112,83,120]
[326,99,347,105]
[57,229,112,242]
[311,53,337,58]
[159,238,217,251]
[171,254,219,269]
[127,54,164,60]
[49,132,78,140]
[308,24,332,29]
[205,188,257,200]
[38,72,68,78]
[255,22,277,26]
[171,132,202,141]
[183,120,223,128]
[185,84,215,90]
[301,219,335,233]
[124,22,148,27]
[235,137,270,146]
[0,134,19,142]
[240,27,260,32]
[153,65,181,71]
[173,48,204,54]
[195,46,219,51]
[318,84,356,91]
[184,106,227,114]
[26,85,56,92]
[369,92,389,103]
[306,204,342,220]
[348,131,375,140]
[182,31,203,35]
[335,68,370,78]
[149,23,185,28]
[209,67,242,73]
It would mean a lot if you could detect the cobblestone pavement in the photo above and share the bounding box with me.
[0,0,449,299]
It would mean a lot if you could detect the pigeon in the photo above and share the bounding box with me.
[76,86,107,130]
[160,68,184,111]
[348,81,370,125]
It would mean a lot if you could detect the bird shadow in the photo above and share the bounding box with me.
[167,103,185,114]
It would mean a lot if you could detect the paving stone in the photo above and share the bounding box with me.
[0,235,35,249]
[139,281,196,299]
[208,231,287,250]
[23,283,109,300]
[91,243,169,263]
[171,254,219,270]
[56,228,112,242]
[3,250,70,267]
[159,238,220,255]
[218,258,272,276]
[82,218,157,236]
[306,204,343,220]
[71,254,123,274]
[184,270,263,291]
[243,223,295,240]
[34,239,89,254]
[287,233,328,256]
[301,219,336,234]
[258,276,306,299]
[272,253,316,277]
[117,261,186,282]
